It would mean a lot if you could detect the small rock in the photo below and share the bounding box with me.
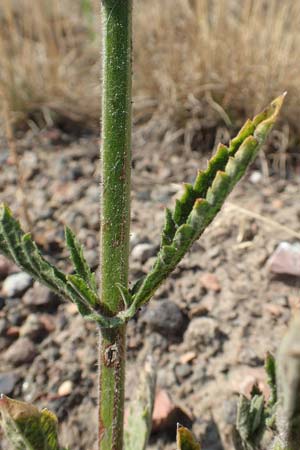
[231,367,270,400]
[175,364,192,380]
[65,303,79,315]
[0,255,14,279]
[39,314,56,333]
[184,317,223,354]
[152,390,174,432]
[23,283,60,308]
[0,319,7,335]
[20,314,47,341]
[0,372,20,395]
[142,300,185,338]
[267,242,300,276]
[249,171,262,184]
[264,303,285,317]
[272,199,284,209]
[4,337,37,365]
[58,380,73,397]
[288,295,300,311]
[179,351,197,364]
[131,243,157,263]
[152,389,191,433]
[223,399,238,425]
[200,273,221,292]
[189,304,209,318]
[237,348,263,367]
[84,249,98,269]
[2,273,32,298]
[20,152,39,181]
[6,326,20,338]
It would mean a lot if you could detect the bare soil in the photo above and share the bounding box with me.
[0,125,299,449]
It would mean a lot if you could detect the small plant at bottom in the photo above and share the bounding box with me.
[0,1,286,449]
[233,314,300,450]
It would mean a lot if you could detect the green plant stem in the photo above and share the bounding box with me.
[98,0,132,449]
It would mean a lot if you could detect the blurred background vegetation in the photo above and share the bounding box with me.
[0,0,299,167]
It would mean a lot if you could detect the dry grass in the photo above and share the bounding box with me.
[0,0,100,128]
[0,0,299,141]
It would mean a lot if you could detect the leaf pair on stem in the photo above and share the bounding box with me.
[0,94,285,330]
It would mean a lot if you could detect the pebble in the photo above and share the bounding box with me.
[22,283,60,308]
[200,273,221,292]
[184,317,222,354]
[152,389,192,433]
[249,170,262,184]
[179,351,197,364]
[0,319,7,335]
[131,242,157,263]
[142,299,185,338]
[2,272,32,298]
[4,337,37,365]
[0,372,19,395]
[0,255,14,279]
[222,399,237,426]
[20,314,47,341]
[267,242,300,276]
[58,380,73,397]
[230,367,269,399]
[175,363,192,380]
[152,390,174,432]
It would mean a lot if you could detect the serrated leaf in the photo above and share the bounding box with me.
[173,184,196,227]
[124,359,156,450]
[67,274,98,308]
[229,119,255,155]
[0,204,121,329]
[249,395,264,434]
[161,208,177,246]
[176,424,201,450]
[116,283,133,308]
[0,395,65,450]
[65,227,97,294]
[125,95,285,319]
[194,143,229,196]
[236,396,252,442]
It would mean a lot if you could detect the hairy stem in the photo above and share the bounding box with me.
[98,0,132,449]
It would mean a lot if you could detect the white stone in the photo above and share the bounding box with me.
[267,241,300,276]
[131,243,156,263]
[249,170,262,184]
[2,272,32,297]
[58,380,73,397]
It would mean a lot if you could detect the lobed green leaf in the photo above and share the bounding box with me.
[126,94,285,318]
[65,226,97,294]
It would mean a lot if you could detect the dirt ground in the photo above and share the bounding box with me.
[0,124,299,450]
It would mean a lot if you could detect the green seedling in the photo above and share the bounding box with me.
[234,315,300,450]
[0,1,285,449]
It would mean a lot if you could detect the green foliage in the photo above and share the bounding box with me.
[123,94,285,319]
[234,392,266,450]
[176,424,201,450]
[275,314,300,450]
[0,95,285,333]
[0,395,67,450]
[234,314,300,450]
[124,359,156,450]
[65,226,97,294]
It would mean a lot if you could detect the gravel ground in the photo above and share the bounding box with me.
[0,125,299,449]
